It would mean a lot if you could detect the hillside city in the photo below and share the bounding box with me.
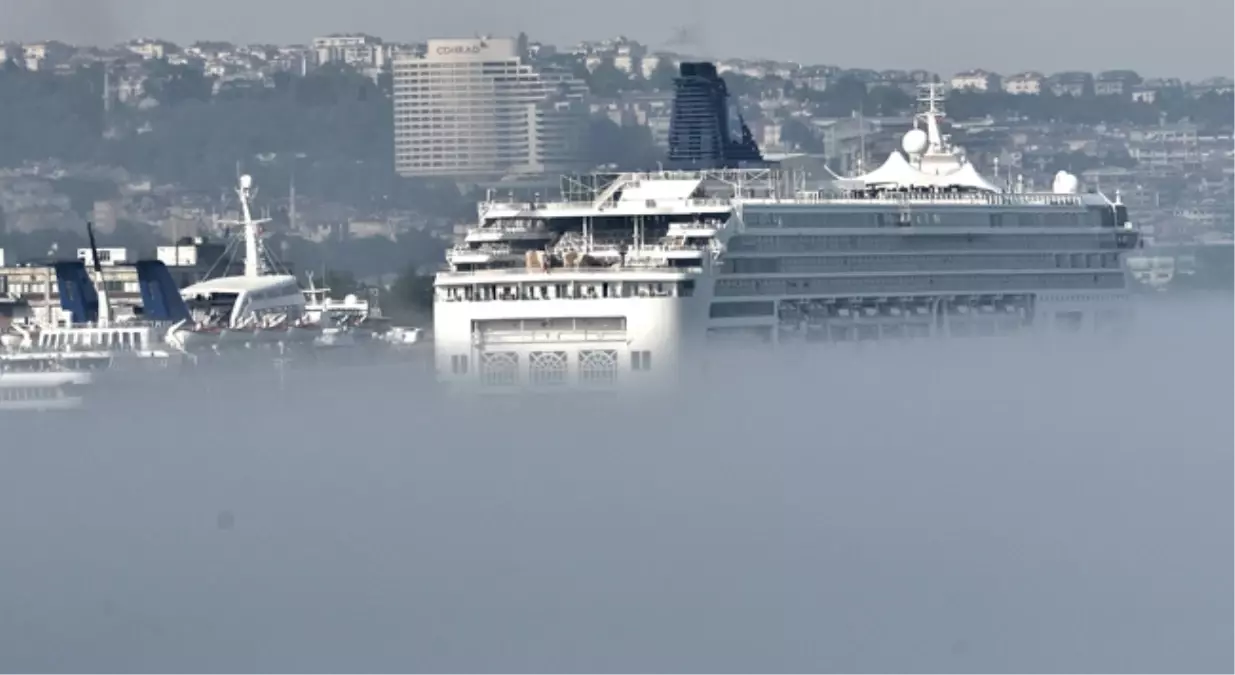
[0,32,1232,311]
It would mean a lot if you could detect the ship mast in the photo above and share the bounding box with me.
[84,221,113,327]
[916,82,947,154]
[233,174,271,278]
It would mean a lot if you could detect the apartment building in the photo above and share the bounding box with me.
[312,33,389,69]
[1003,71,1045,95]
[949,69,1002,92]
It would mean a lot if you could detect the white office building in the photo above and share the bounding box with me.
[393,37,591,178]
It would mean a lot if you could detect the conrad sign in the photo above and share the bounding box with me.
[427,38,516,60]
[436,44,482,56]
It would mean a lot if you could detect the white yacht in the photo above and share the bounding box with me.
[433,84,1142,392]
[171,174,319,350]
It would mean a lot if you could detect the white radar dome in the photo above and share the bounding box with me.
[901,128,929,155]
[1052,170,1080,194]
[240,174,253,189]
[344,294,359,304]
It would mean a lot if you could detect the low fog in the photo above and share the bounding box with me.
[2,295,1231,673]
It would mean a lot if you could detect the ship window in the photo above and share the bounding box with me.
[710,301,775,318]
[631,350,652,372]
[579,350,619,385]
[479,352,518,386]
[529,351,568,385]
[450,354,469,375]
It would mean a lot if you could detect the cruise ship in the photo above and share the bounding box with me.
[433,79,1141,391]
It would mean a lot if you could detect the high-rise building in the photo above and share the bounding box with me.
[667,62,763,169]
[393,37,590,178]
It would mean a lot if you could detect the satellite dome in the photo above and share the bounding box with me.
[240,174,253,189]
[901,128,929,155]
[1052,170,1080,194]
[344,294,359,305]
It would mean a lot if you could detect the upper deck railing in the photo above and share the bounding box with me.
[437,265,702,279]
[755,190,1093,207]
[479,187,1099,215]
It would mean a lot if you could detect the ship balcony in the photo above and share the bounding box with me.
[446,245,520,266]
[464,228,555,244]
[666,221,724,238]
[580,243,709,264]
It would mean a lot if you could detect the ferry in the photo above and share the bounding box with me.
[0,371,92,411]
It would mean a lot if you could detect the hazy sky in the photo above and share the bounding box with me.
[0,0,1231,79]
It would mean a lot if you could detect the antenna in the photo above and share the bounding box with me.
[288,163,297,232]
[858,104,866,174]
[915,82,947,154]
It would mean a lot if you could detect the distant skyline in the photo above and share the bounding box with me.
[0,0,1231,80]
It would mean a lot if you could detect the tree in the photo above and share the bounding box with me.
[323,269,360,295]
[143,60,213,105]
[585,117,662,170]
[809,76,867,116]
[586,60,633,98]
[388,266,435,324]
[646,59,679,91]
[778,118,824,153]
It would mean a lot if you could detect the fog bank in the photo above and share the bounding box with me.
[2,297,1231,673]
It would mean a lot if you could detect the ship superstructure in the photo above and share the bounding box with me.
[434,84,1141,391]
[171,174,318,350]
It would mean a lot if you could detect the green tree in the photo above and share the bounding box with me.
[323,269,361,295]
[585,117,662,169]
[646,59,679,91]
[388,266,435,323]
[586,60,633,97]
[778,118,824,153]
[143,60,213,105]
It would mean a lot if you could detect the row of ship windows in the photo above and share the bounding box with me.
[714,272,1126,297]
[723,252,1123,274]
[726,233,1135,253]
[438,281,695,302]
[742,210,1114,229]
[449,349,650,385]
[708,294,1111,319]
[0,387,75,402]
[475,317,626,333]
